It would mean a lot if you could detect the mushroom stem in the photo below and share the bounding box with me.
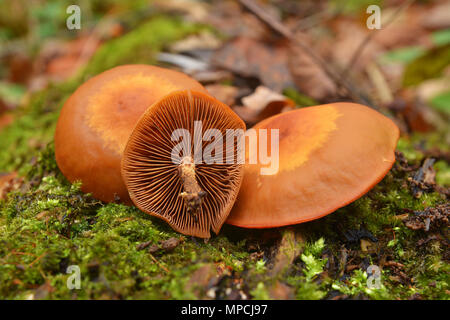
[178,156,206,221]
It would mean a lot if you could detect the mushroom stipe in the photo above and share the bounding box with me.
[178,156,207,222]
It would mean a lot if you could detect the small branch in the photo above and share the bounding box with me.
[342,0,415,78]
[149,253,170,274]
[238,0,373,106]
[28,252,46,267]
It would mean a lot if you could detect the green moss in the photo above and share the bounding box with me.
[1,133,448,300]
[81,17,208,78]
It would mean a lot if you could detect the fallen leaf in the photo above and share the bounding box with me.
[403,204,449,231]
[154,0,209,23]
[409,157,436,197]
[360,239,375,253]
[242,86,295,112]
[268,281,294,300]
[205,84,239,106]
[38,35,100,82]
[372,6,428,49]
[331,19,383,71]
[161,237,182,251]
[213,37,295,92]
[234,85,295,125]
[421,2,450,30]
[147,237,184,255]
[186,263,220,298]
[206,0,269,39]
[0,172,22,200]
[169,31,223,52]
[288,38,337,100]
[0,113,13,130]
[6,52,33,84]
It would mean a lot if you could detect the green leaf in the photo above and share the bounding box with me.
[432,29,450,46]
[403,44,450,87]
[379,46,426,64]
[429,90,450,114]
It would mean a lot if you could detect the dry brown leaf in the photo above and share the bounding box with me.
[242,86,294,112]
[233,86,295,126]
[205,84,239,106]
[169,31,223,52]
[373,6,428,48]
[268,281,294,300]
[6,53,33,84]
[213,37,295,92]
[0,172,22,200]
[154,0,209,23]
[421,2,450,29]
[389,90,435,133]
[186,263,220,298]
[37,35,100,82]
[206,0,269,39]
[331,20,383,71]
[0,113,13,131]
[416,76,450,101]
[288,40,337,100]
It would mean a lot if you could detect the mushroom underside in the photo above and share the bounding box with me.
[122,90,245,238]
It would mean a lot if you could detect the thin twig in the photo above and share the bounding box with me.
[238,0,372,106]
[293,9,339,32]
[343,0,415,78]
[28,252,46,267]
[149,253,170,274]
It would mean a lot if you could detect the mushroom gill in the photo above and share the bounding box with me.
[121,90,246,238]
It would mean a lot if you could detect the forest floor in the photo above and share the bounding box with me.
[0,0,449,299]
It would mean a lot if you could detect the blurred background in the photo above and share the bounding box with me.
[1,0,448,184]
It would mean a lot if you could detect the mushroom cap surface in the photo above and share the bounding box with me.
[122,90,246,238]
[54,65,207,203]
[227,102,400,228]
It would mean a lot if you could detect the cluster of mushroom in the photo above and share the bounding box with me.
[55,65,399,238]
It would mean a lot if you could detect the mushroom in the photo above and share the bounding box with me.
[54,65,208,203]
[227,102,400,228]
[121,90,246,238]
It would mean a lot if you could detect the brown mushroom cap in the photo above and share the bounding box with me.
[227,102,400,228]
[121,90,246,238]
[54,65,207,203]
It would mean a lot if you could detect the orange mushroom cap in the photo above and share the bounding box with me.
[121,90,246,238]
[227,102,400,228]
[54,65,208,203]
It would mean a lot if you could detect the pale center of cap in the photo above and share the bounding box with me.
[85,73,179,154]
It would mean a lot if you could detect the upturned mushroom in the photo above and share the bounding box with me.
[121,90,245,238]
[227,102,400,228]
[54,64,208,203]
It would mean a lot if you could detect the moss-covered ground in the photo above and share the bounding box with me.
[0,15,448,300]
